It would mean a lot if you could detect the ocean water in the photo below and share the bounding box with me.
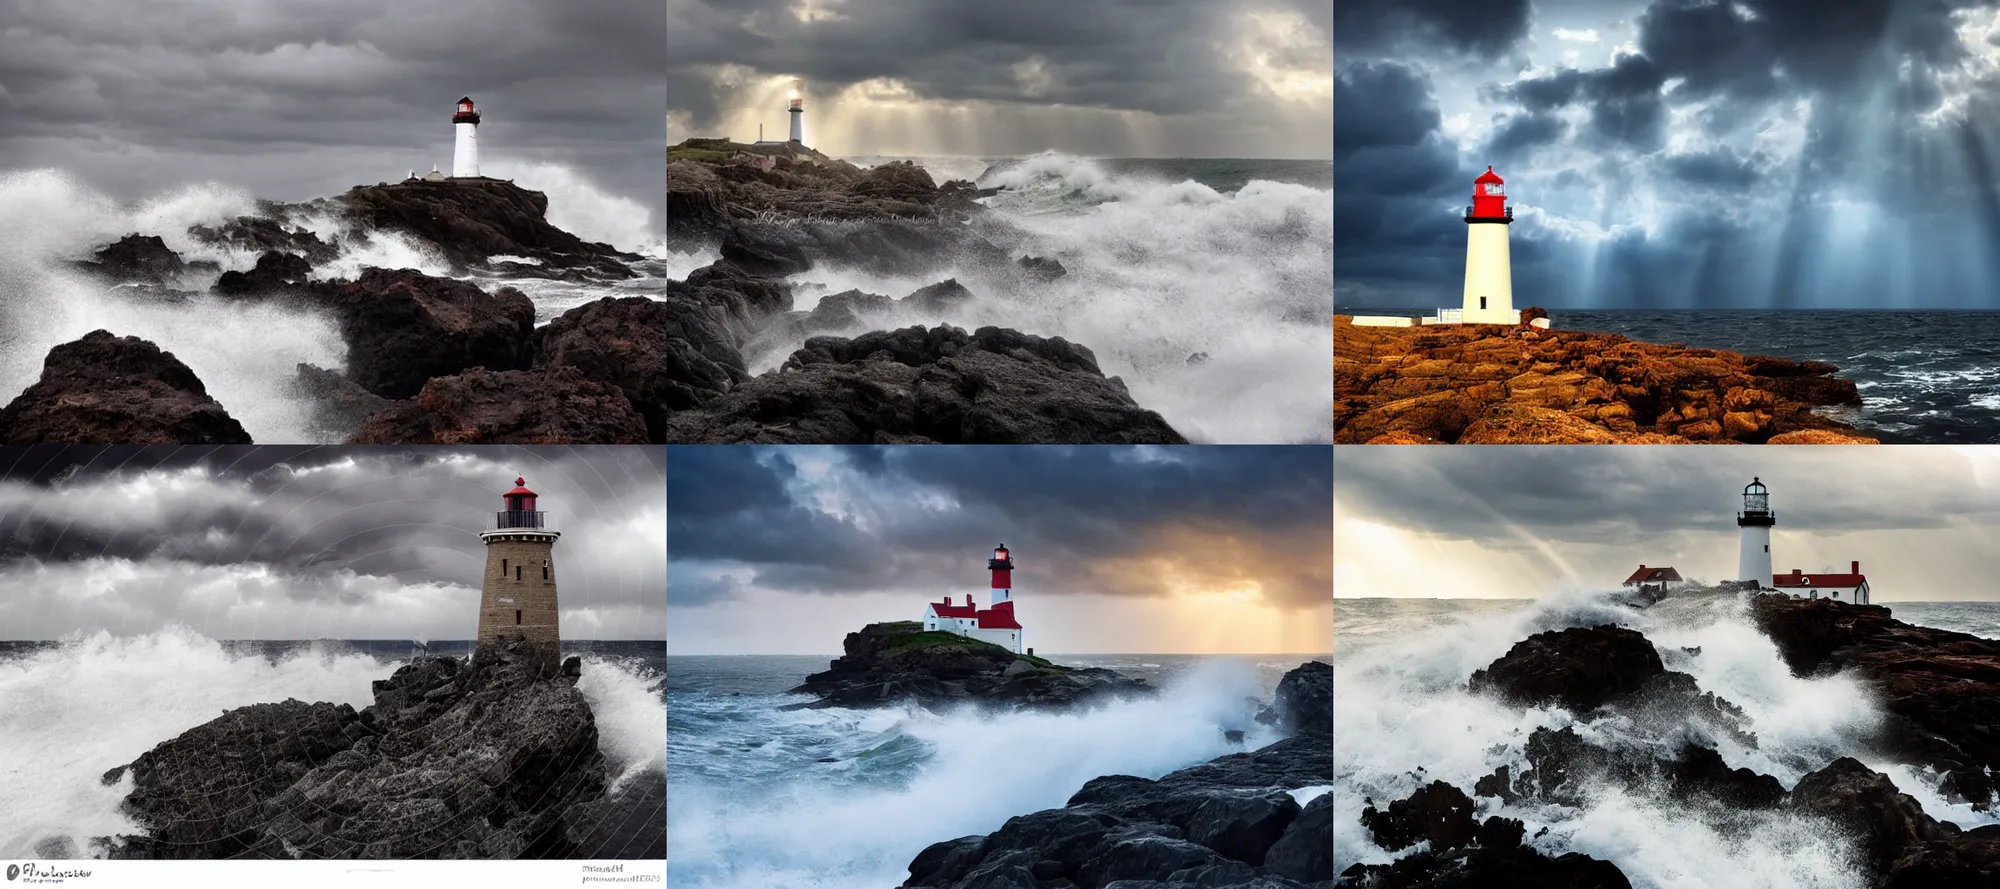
[0,165,666,444]
[666,653,1330,889]
[669,153,1334,444]
[1334,594,2000,888]
[0,629,665,860]
[1335,308,2000,443]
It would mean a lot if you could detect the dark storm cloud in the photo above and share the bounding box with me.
[1485,112,1570,157]
[0,0,664,220]
[667,446,1332,610]
[1335,447,1998,548]
[1334,0,1534,60]
[665,0,1331,156]
[0,446,665,606]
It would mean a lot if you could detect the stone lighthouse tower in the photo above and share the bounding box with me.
[788,90,805,145]
[451,96,481,179]
[479,477,560,663]
[1737,477,1775,590]
[1461,166,1515,324]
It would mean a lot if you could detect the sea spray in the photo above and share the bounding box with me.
[0,627,384,858]
[1334,590,1999,889]
[576,654,668,792]
[496,160,660,255]
[667,658,1282,889]
[737,152,1333,444]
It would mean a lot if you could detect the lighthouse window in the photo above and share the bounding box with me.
[1480,296,1488,309]
[542,562,549,581]
[1487,183,1503,196]
[502,559,508,575]
[515,610,522,625]
[1764,545,1769,552]
[515,566,522,581]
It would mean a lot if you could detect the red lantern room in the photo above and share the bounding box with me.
[452,97,481,126]
[1471,166,1508,220]
[498,477,543,529]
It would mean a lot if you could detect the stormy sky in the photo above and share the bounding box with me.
[0,0,665,230]
[1335,445,2000,601]
[0,446,666,641]
[1337,0,2000,310]
[665,0,1333,159]
[667,446,1333,655]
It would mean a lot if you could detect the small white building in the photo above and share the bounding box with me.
[1770,563,1871,605]
[1622,565,1687,593]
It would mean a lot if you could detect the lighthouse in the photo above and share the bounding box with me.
[788,92,805,145]
[451,96,481,179]
[1736,477,1775,590]
[479,477,561,667]
[920,544,1024,654]
[1461,166,1516,324]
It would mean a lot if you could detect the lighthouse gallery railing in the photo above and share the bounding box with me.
[495,510,547,529]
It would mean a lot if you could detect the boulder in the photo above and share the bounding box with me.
[0,330,251,444]
[346,366,649,444]
[1468,625,1666,713]
[790,621,1151,711]
[664,325,1186,444]
[290,363,392,439]
[72,234,186,284]
[311,268,536,399]
[339,179,637,277]
[213,250,312,296]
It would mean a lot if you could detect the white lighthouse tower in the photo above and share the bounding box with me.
[451,96,481,179]
[1461,166,1516,324]
[788,92,805,145]
[1737,477,1775,590]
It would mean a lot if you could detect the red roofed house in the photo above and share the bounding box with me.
[1770,562,1870,604]
[922,545,1024,653]
[1622,565,1686,593]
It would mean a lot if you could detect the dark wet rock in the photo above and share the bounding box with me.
[670,259,797,342]
[1257,660,1331,737]
[533,295,748,441]
[902,278,976,315]
[340,179,637,278]
[1468,625,1665,713]
[188,215,339,265]
[213,250,312,296]
[0,330,251,444]
[720,226,812,276]
[72,234,186,284]
[1750,595,2000,808]
[664,324,1185,444]
[310,267,536,400]
[901,661,1331,888]
[97,636,609,860]
[1663,745,1785,809]
[1601,669,1758,750]
[1788,757,2000,884]
[1017,255,1067,282]
[1360,781,1478,853]
[290,363,392,439]
[791,621,1152,711]
[1337,840,1633,889]
[347,366,649,445]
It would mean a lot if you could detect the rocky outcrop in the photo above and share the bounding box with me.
[533,295,747,440]
[1335,316,1874,444]
[71,235,187,284]
[1468,625,1666,712]
[189,215,339,265]
[340,179,637,278]
[346,366,649,445]
[1257,660,1331,737]
[290,363,392,439]
[663,325,1185,444]
[96,636,610,860]
[669,259,796,341]
[903,660,1332,889]
[667,143,1011,278]
[791,621,1153,711]
[213,250,312,296]
[311,268,536,400]
[1788,757,2000,884]
[0,330,251,444]
[1749,595,2000,808]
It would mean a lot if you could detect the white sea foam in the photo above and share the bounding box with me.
[748,153,1333,443]
[576,655,668,792]
[667,658,1281,889]
[498,161,660,255]
[0,627,385,858]
[1334,590,2000,888]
